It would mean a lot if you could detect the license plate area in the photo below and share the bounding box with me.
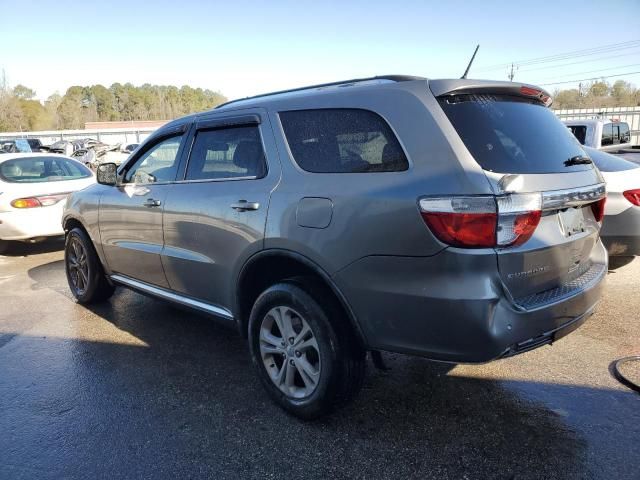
[558,207,586,238]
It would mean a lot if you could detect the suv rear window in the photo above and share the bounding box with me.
[439,94,591,174]
[0,156,92,183]
[280,109,408,173]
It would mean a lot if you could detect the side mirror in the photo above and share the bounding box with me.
[96,163,118,186]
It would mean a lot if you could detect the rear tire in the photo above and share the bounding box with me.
[64,227,114,303]
[248,280,365,420]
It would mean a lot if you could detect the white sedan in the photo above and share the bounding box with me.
[0,153,95,253]
[585,147,640,267]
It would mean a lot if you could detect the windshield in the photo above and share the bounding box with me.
[0,156,92,183]
[439,94,592,174]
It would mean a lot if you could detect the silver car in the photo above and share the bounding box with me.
[63,76,608,418]
[586,147,640,268]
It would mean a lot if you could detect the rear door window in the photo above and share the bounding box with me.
[280,109,408,173]
[185,126,267,180]
[438,94,592,174]
[0,156,92,183]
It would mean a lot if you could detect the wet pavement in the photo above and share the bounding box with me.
[0,240,638,479]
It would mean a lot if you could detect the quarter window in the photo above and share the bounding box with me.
[280,109,408,173]
[185,126,266,181]
[124,135,183,184]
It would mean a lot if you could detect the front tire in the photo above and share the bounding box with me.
[64,227,114,303]
[248,281,365,419]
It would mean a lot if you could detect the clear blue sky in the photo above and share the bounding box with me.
[1,0,639,101]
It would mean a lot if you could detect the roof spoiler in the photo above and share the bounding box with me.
[429,79,553,107]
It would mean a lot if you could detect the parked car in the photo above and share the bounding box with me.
[121,143,140,154]
[586,147,640,268]
[564,118,632,152]
[63,76,608,418]
[1,138,33,154]
[26,138,45,152]
[0,153,95,254]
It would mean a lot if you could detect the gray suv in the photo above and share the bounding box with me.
[63,76,607,418]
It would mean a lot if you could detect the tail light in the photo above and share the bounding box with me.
[418,193,542,248]
[623,189,640,206]
[590,197,606,222]
[11,197,42,208]
[11,193,68,209]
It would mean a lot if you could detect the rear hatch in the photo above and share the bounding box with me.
[431,80,606,307]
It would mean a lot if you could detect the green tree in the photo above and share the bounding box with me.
[13,84,36,100]
[45,93,63,129]
[0,79,228,132]
[552,88,581,109]
[588,81,609,98]
[57,86,85,129]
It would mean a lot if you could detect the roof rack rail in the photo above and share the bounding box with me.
[215,75,425,109]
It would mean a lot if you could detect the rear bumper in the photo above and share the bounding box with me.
[0,205,65,241]
[499,303,594,358]
[333,247,606,363]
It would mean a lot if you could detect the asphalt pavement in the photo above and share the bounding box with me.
[0,240,638,479]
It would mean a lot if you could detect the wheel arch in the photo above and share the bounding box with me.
[63,216,87,234]
[235,249,368,348]
[63,215,109,274]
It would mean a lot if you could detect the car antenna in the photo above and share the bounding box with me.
[461,44,480,79]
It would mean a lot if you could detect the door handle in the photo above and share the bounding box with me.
[231,200,260,211]
[143,198,162,208]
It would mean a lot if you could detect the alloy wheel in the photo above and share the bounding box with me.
[67,237,89,295]
[259,306,321,399]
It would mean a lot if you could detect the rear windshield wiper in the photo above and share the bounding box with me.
[564,155,593,166]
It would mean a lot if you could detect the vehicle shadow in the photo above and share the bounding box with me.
[1,236,65,257]
[17,260,639,479]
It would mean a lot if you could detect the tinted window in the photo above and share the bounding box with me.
[0,156,92,183]
[619,122,631,143]
[601,123,613,146]
[567,125,587,145]
[586,147,639,172]
[124,135,182,184]
[27,139,42,150]
[186,126,266,180]
[280,109,408,173]
[613,125,621,144]
[439,94,592,174]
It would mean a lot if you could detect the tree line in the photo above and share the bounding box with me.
[1,75,639,132]
[0,79,227,132]
[551,79,640,110]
